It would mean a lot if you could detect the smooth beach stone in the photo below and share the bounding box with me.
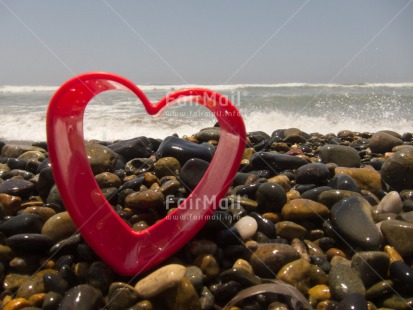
[124,158,154,176]
[163,277,201,310]
[281,199,329,220]
[335,166,382,191]
[49,233,82,256]
[250,152,308,172]
[249,243,300,277]
[194,127,221,142]
[0,179,34,198]
[382,294,413,309]
[179,158,209,190]
[106,282,139,310]
[328,264,366,301]
[124,190,164,210]
[389,261,413,291]
[18,150,46,162]
[94,172,121,189]
[35,167,56,201]
[107,137,155,162]
[135,264,186,298]
[58,284,103,310]
[230,196,258,213]
[319,144,360,167]
[368,131,403,154]
[308,284,330,304]
[291,238,311,262]
[3,273,30,291]
[22,206,56,222]
[184,266,204,292]
[214,281,242,306]
[45,185,63,208]
[330,197,382,250]
[200,286,214,310]
[295,163,330,185]
[377,191,403,214]
[301,186,332,201]
[0,193,21,216]
[41,211,77,242]
[398,211,413,223]
[87,261,114,294]
[85,142,117,174]
[380,220,413,257]
[249,212,276,238]
[351,251,390,287]
[1,144,45,158]
[219,268,261,287]
[381,148,413,191]
[275,221,306,240]
[0,213,44,236]
[156,136,213,165]
[0,163,10,179]
[277,258,312,295]
[154,157,181,178]
[248,131,271,145]
[328,174,360,193]
[232,258,254,274]
[205,211,232,231]
[233,216,258,240]
[2,298,32,310]
[8,169,34,180]
[284,133,307,144]
[16,269,58,298]
[318,189,364,209]
[267,175,291,192]
[235,183,260,199]
[42,291,62,310]
[159,179,181,197]
[337,293,368,310]
[7,233,54,253]
[194,254,220,279]
[366,280,393,300]
[43,273,69,295]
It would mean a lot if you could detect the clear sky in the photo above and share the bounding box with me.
[1,0,412,85]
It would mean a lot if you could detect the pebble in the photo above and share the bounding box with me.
[199,286,214,310]
[21,206,56,221]
[156,136,213,165]
[85,142,117,174]
[0,179,34,198]
[219,268,261,287]
[330,197,382,250]
[0,213,44,236]
[106,282,139,310]
[377,191,403,214]
[275,221,307,240]
[319,144,361,167]
[328,174,360,193]
[317,189,364,208]
[368,131,403,154]
[185,266,204,292]
[124,158,154,175]
[194,127,221,142]
[381,148,413,191]
[250,152,308,172]
[249,212,276,238]
[1,144,45,158]
[58,284,103,310]
[124,190,164,210]
[42,291,62,310]
[301,186,332,201]
[16,269,58,298]
[351,251,390,287]
[328,264,366,301]
[389,261,413,290]
[381,294,413,309]
[337,293,368,310]
[154,157,181,178]
[365,280,394,300]
[179,158,209,190]
[277,258,312,295]
[281,199,330,220]
[95,172,121,189]
[7,234,54,253]
[335,166,382,192]
[295,163,330,185]
[163,277,201,310]
[233,216,258,240]
[249,243,300,277]
[107,137,155,162]
[380,219,413,257]
[134,264,186,298]
[255,182,287,213]
[41,211,77,242]
[194,254,220,279]
[188,239,218,257]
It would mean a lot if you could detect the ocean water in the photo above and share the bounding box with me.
[0,83,412,142]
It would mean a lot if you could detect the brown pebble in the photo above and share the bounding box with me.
[384,245,404,263]
[20,206,56,221]
[267,175,291,192]
[2,298,31,310]
[281,199,329,220]
[0,193,22,216]
[326,248,347,261]
[95,172,121,188]
[194,254,220,280]
[27,293,46,307]
[286,189,301,201]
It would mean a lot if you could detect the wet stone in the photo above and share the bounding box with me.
[194,127,221,142]
[87,261,114,294]
[351,251,390,287]
[85,142,117,174]
[7,233,54,253]
[0,213,44,236]
[295,163,330,185]
[200,286,214,310]
[319,144,361,167]
[42,291,62,310]
[255,182,287,213]
[163,277,201,310]
[330,197,382,250]
[250,152,308,172]
[58,284,103,310]
[281,199,329,220]
[369,131,403,154]
[0,179,34,198]
[365,280,393,300]
[317,189,364,209]
[380,220,413,257]
[95,172,121,189]
[381,148,413,191]
[328,264,366,301]
[233,215,258,240]
[214,280,242,306]
[219,268,261,287]
[377,191,403,214]
[41,211,77,243]
[249,212,276,238]
[328,174,360,193]
[389,261,413,292]
[179,158,209,191]
[382,294,413,310]
[275,221,307,240]
[124,190,164,210]
[36,166,54,201]
[16,269,58,299]
[185,266,204,292]
[108,136,155,162]
[337,293,368,310]
[43,273,68,295]
[335,166,382,192]
[301,186,332,201]
[106,282,139,310]
[277,258,312,295]
[154,157,181,178]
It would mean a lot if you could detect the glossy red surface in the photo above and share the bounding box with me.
[46,72,246,275]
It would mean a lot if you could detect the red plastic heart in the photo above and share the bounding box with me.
[46,72,246,275]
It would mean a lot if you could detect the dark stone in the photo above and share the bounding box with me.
[0,214,44,236]
[124,158,154,175]
[328,174,360,193]
[368,131,403,154]
[43,273,68,295]
[42,291,62,310]
[0,179,34,198]
[351,251,390,287]
[58,284,103,310]
[330,197,382,250]
[319,144,361,167]
[219,268,262,287]
[337,293,368,310]
[380,220,413,257]
[7,169,34,180]
[250,152,307,172]
[36,158,51,173]
[381,148,413,191]
[194,127,221,142]
[87,261,114,294]
[295,163,330,185]
[179,158,209,191]
[214,280,242,306]
[6,233,54,253]
[108,137,154,162]
[59,265,79,289]
[118,175,145,191]
[156,136,213,165]
[249,212,276,238]
[37,167,55,202]
[329,264,366,301]
[248,131,271,145]
[301,186,332,201]
[256,182,287,213]
[390,261,413,292]
[235,183,260,199]
[49,234,82,256]
[205,211,233,230]
[216,227,242,246]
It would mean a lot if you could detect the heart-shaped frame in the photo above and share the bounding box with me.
[47,72,246,275]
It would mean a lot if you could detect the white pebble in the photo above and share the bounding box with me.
[234,215,258,240]
[377,191,403,214]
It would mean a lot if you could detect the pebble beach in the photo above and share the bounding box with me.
[0,126,413,310]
